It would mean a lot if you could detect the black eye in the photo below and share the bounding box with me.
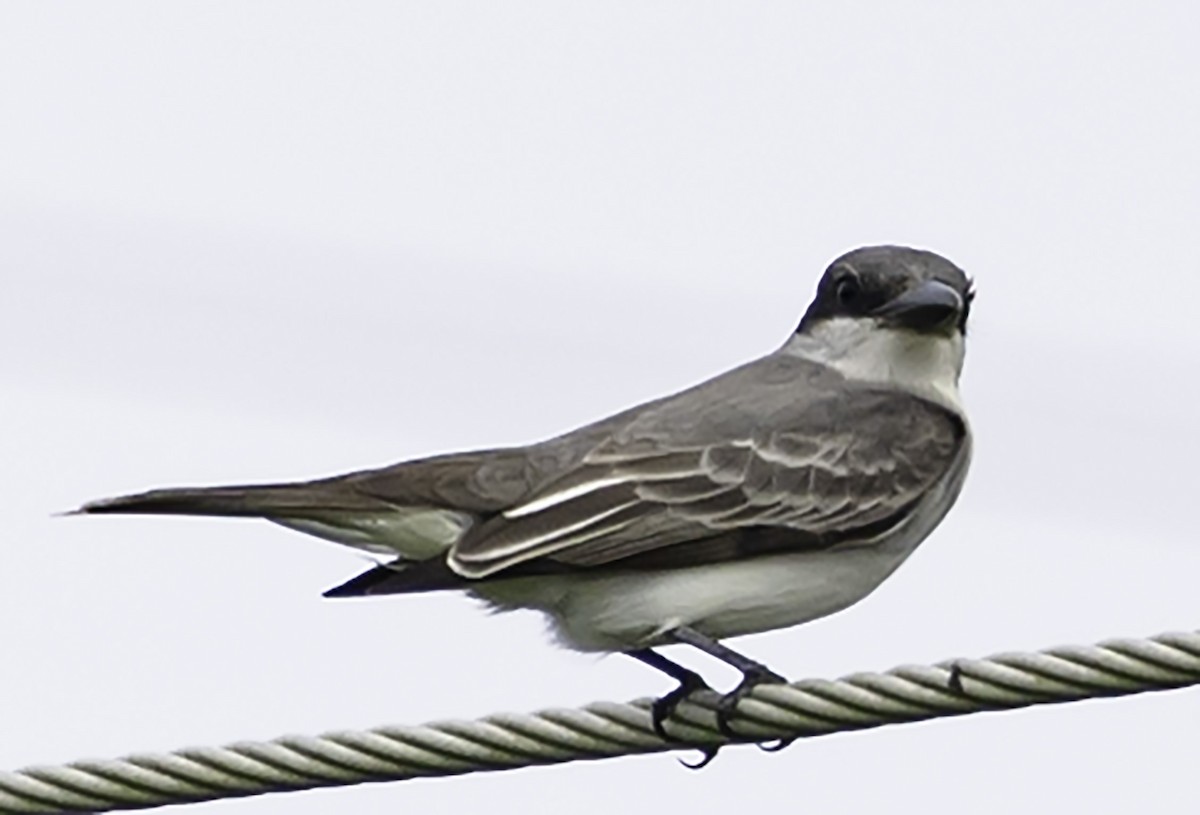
[835,276,860,306]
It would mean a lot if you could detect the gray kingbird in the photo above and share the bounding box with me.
[79,245,974,750]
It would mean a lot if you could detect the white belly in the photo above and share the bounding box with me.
[486,544,911,651]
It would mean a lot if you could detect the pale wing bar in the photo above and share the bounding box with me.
[451,453,709,573]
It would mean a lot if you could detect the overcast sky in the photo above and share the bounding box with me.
[3,2,1200,812]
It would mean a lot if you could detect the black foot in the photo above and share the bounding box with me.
[627,636,789,767]
[650,670,710,741]
[626,648,716,742]
[715,664,788,738]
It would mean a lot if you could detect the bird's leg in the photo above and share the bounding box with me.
[668,626,788,738]
[626,648,711,741]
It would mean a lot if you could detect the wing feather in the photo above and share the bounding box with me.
[448,384,966,578]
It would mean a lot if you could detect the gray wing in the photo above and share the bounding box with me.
[447,366,967,579]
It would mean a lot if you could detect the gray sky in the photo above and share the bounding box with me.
[3,2,1199,812]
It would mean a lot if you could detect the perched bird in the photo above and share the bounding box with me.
[79,245,974,751]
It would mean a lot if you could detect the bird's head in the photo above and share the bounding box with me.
[790,245,975,408]
[797,246,973,338]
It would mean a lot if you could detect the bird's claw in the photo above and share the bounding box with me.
[643,650,788,769]
[757,737,795,752]
[679,746,720,770]
[650,671,710,741]
[715,665,788,738]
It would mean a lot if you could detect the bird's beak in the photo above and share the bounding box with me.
[872,279,963,332]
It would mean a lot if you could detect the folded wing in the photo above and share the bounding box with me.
[447,386,966,578]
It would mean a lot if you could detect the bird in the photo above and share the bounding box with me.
[77,245,974,754]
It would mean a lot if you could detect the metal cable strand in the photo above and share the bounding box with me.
[3,629,1198,814]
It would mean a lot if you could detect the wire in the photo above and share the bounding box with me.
[3,629,1198,813]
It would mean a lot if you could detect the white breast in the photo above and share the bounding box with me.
[787,317,967,413]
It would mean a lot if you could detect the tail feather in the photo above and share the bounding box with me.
[75,481,390,518]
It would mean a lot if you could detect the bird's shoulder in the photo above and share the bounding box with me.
[586,351,964,456]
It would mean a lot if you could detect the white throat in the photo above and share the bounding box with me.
[784,317,966,412]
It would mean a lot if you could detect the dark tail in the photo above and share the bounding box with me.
[73,480,387,518]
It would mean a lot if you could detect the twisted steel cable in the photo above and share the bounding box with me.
[3,629,1199,813]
